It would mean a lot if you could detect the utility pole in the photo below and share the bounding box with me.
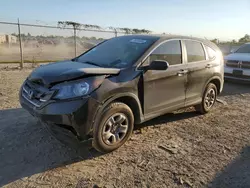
[18,18,23,69]
[73,27,77,57]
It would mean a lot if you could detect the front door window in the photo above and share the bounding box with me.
[149,40,182,66]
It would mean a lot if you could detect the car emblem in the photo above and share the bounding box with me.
[238,61,242,68]
[28,90,34,99]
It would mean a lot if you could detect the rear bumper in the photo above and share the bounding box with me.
[20,90,101,142]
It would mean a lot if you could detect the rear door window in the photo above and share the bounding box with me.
[185,41,206,63]
[149,40,182,66]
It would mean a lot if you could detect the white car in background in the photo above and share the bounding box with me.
[224,43,250,81]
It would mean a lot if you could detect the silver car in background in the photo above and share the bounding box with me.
[224,43,250,81]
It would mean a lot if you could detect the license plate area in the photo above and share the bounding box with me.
[233,69,243,76]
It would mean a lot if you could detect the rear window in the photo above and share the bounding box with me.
[185,41,206,63]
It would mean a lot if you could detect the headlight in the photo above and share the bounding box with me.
[53,82,89,99]
[52,76,104,99]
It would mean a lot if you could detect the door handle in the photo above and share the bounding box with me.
[206,64,212,68]
[177,69,188,76]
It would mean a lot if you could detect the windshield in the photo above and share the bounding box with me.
[235,44,250,53]
[76,36,159,68]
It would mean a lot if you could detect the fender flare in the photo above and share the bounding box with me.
[203,75,223,95]
[92,92,144,132]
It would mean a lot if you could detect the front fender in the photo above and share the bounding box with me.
[97,92,144,124]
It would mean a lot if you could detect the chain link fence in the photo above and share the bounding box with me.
[0,20,127,68]
[0,20,246,68]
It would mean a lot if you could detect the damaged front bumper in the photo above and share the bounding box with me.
[19,85,101,145]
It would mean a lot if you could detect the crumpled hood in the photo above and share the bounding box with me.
[28,60,120,86]
[225,53,250,62]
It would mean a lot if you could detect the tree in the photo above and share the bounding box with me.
[211,38,219,44]
[239,34,250,43]
[231,39,236,44]
[119,28,132,34]
[58,21,82,57]
[11,33,18,37]
[140,29,151,34]
[118,27,151,34]
[58,21,103,56]
[90,37,97,40]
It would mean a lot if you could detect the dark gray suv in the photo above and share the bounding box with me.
[20,35,224,153]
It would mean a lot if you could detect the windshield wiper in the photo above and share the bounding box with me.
[71,58,100,67]
[83,61,102,67]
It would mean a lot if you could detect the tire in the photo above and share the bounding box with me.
[195,83,217,114]
[92,102,134,153]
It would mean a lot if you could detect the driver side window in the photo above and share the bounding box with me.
[149,40,182,66]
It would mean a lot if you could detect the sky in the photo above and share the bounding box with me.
[0,0,250,41]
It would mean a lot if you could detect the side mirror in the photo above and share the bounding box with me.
[148,60,169,70]
[230,49,235,53]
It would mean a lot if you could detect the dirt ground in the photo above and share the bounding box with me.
[0,64,250,188]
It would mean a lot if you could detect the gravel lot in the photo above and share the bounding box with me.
[0,65,250,188]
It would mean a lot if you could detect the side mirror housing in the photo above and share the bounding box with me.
[230,49,235,53]
[148,60,169,70]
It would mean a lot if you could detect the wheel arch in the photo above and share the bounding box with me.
[97,93,144,125]
[204,76,223,95]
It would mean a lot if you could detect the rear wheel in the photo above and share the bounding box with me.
[195,83,217,114]
[92,102,134,153]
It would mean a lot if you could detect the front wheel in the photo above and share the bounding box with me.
[92,102,134,153]
[195,83,217,114]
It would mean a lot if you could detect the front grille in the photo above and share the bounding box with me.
[22,85,42,107]
[242,62,250,69]
[22,80,55,107]
[226,60,250,69]
[226,60,238,68]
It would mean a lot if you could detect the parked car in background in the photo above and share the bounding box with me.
[19,35,224,153]
[224,43,250,81]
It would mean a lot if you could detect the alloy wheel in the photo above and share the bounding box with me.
[205,88,216,109]
[102,113,129,145]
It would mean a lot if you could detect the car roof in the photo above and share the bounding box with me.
[121,34,218,49]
